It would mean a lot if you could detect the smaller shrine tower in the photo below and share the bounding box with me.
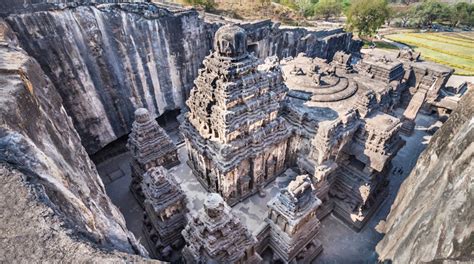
[181,193,262,263]
[141,166,187,261]
[266,175,323,263]
[127,108,179,206]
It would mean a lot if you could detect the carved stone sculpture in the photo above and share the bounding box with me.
[282,53,405,230]
[266,175,323,263]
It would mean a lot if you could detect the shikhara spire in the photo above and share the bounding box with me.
[181,24,291,205]
[127,108,179,206]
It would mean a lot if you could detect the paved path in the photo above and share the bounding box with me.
[382,38,411,50]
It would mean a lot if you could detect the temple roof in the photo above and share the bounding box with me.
[127,108,177,165]
[268,175,322,223]
[182,193,257,263]
[142,166,185,212]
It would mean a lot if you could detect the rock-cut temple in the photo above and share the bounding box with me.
[129,22,455,263]
[181,25,291,206]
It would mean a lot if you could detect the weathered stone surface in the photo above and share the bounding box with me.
[5,3,361,155]
[6,4,214,154]
[240,20,362,60]
[361,49,453,135]
[0,164,158,262]
[376,90,473,263]
[266,175,323,263]
[0,27,146,259]
[142,166,187,261]
[281,53,405,230]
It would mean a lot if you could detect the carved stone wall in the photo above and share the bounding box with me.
[281,53,406,230]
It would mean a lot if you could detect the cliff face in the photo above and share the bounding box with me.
[6,4,213,154]
[0,22,147,259]
[242,20,360,60]
[0,165,157,262]
[0,0,147,16]
[376,90,473,263]
[5,3,360,154]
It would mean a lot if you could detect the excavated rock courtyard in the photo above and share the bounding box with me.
[1,1,471,263]
[95,108,438,263]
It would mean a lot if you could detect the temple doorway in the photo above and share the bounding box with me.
[248,43,259,55]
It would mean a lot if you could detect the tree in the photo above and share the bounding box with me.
[342,0,351,13]
[295,0,316,18]
[346,0,390,37]
[314,0,343,21]
[449,2,474,27]
[183,0,216,11]
[391,5,413,27]
[413,0,444,27]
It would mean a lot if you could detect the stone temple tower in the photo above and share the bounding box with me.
[181,24,291,205]
[181,193,262,263]
[141,166,187,261]
[266,175,324,263]
[127,108,179,206]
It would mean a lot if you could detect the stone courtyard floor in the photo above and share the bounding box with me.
[95,109,438,263]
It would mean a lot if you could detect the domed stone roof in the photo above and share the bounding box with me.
[134,108,151,123]
[213,24,247,58]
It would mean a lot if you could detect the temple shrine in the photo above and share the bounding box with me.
[127,108,179,206]
[137,24,454,262]
[181,193,262,263]
[141,166,187,261]
[181,25,291,205]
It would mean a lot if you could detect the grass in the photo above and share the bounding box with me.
[385,32,474,76]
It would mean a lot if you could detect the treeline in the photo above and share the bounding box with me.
[181,0,216,11]
[390,1,474,28]
[272,0,473,28]
[180,0,473,36]
[272,0,349,20]
[273,0,473,35]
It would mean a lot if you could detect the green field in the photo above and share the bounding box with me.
[385,32,474,76]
